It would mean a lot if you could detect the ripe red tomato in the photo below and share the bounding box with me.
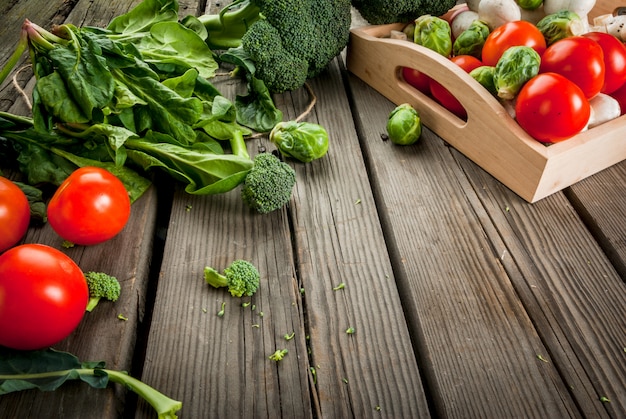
[0,244,88,350]
[0,177,30,253]
[482,21,546,67]
[47,167,131,246]
[430,55,483,119]
[582,32,626,94]
[402,67,431,95]
[515,73,591,143]
[540,36,605,99]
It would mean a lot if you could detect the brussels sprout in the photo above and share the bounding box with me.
[470,66,498,97]
[269,121,329,163]
[536,10,585,46]
[516,0,542,10]
[413,15,452,57]
[493,46,541,100]
[386,103,422,146]
[453,20,490,59]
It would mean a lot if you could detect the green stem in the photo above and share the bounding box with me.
[0,27,29,87]
[228,130,250,160]
[0,368,182,418]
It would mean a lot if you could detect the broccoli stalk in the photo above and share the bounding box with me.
[229,131,296,214]
[196,0,352,93]
[85,272,121,312]
[199,0,261,50]
[204,259,260,297]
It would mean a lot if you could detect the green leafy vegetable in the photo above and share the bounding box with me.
[0,348,182,419]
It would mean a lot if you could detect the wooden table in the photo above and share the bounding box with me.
[1,0,624,417]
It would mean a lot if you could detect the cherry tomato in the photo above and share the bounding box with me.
[47,167,131,246]
[0,244,88,350]
[582,32,626,94]
[430,55,483,119]
[515,73,591,143]
[482,21,546,67]
[402,67,431,95]
[540,36,605,99]
[0,177,30,253]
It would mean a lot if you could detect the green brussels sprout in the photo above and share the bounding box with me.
[536,10,584,46]
[516,0,542,10]
[470,66,498,97]
[386,103,422,146]
[413,15,452,57]
[453,20,490,59]
[269,121,329,163]
[493,46,541,100]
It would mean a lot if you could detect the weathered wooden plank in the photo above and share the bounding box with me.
[135,180,313,419]
[566,163,626,278]
[458,154,626,417]
[346,73,583,417]
[281,59,430,418]
[0,0,160,417]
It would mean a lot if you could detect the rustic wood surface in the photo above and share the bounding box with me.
[1,0,624,418]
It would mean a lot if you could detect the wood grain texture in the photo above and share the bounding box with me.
[283,59,431,419]
[346,73,584,417]
[0,1,158,417]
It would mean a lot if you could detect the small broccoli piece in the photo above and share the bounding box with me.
[84,272,121,312]
[198,0,352,93]
[204,260,260,297]
[351,0,458,25]
[269,349,288,361]
[229,130,296,214]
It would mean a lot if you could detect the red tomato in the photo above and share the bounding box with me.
[609,81,626,115]
[47,167,131,246]
[0,177,30,253]
[515,73,591,143]
[0,244,88,350]
[582,32,626,94]
[430,55,483,119]
[482,21,546,67]
[540,36,605,99]
[402,67,431,95]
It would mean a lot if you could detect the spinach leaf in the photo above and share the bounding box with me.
[126,131,253,195]
[106,0,179,35]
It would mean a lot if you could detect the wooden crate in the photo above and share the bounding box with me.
[346,23,626,203]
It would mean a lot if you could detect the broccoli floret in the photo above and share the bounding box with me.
[198,0,352,92]
[229,130,296,214]
[204,260,260,297]
[351,0,458,25]
[241,153,296,214]
[84,272,121,312]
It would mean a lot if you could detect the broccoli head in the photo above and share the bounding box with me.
[199,0,352,92]
[241,153,296,214]
[84,272,121,312]
[228,130,296,214]
[351,0,458,25]
[204,260,260,297]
